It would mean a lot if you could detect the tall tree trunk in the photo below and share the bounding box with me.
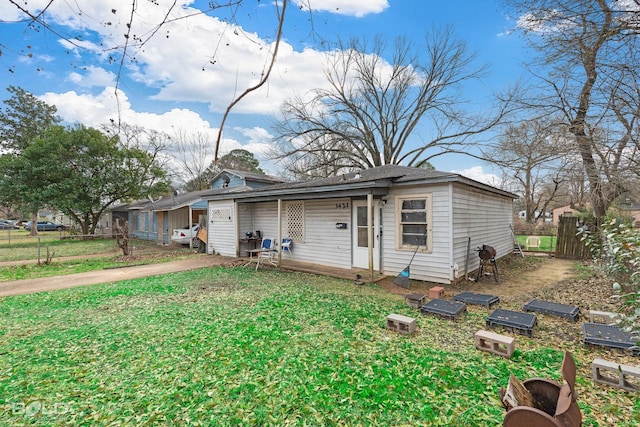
[29,211,38,237]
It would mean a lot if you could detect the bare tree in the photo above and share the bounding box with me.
[170,129,215,191]
[488,119,572,222]
[505,0,640,218]
[271,30,512,177]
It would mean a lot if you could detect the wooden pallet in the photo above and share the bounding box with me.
[453,291,500,308]
[486,308,537,337]
[582,323,639,356]
[523,298,580,322]
[421,299,467,320]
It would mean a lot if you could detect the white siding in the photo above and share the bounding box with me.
[295,199,352,269]
[382,185,452,284]
[208,201,236,256]
[451,183,514,280]
[237,203,255,238]
[169,208,190,237]
[250,198,352,269]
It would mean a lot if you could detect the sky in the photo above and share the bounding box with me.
[0,0,530,186]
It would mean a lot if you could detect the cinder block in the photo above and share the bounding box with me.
[589,310,617,324]
[429,286,445,299]
[386,313,417,335]
[405,293,426,309]
[592,358,640,392]
[474,329,515,358]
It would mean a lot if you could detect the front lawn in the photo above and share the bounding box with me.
[0,237,160,262]
[0,267,637,426]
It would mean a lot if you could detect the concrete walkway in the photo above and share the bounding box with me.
[0,255,220,297]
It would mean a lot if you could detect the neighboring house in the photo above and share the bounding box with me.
[551,205,581,226]
[125,169,287,245]
[204,165,516,285]
[517,210,552,223]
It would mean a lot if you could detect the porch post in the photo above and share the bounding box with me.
[188,206,193,248]
[277,198,282,264]
[367,193,374,281]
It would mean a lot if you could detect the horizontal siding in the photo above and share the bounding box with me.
[169,208,190,237]
[252,201,279,243]
[208,201,236,256]
[451,184,514,280]
[294,199,352,269]
[382,185,452,284]
[237,203,255,239]
[248,199,352,269]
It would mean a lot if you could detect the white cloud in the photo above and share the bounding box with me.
[300,0,389,17]
[68,66,117,88]
[39,88,216,134]
[452,166,503,187]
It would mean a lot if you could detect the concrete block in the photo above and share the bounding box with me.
[429,286,445,299]
[592,358,640,392]
[589,310,617,324]
[405,293,426,309]
[474,329,515,358]
[386,313,417,335]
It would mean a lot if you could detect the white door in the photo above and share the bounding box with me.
[352,200,380,270]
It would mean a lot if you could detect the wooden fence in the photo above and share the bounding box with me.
[555,216,595,259]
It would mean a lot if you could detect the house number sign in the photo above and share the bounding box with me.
[335,202,349,209]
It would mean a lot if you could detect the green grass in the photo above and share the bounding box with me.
[0,239,193,282]
[0,268,637,426]
[0,237,161,262]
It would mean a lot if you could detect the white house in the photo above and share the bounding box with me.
[204,165,516,285]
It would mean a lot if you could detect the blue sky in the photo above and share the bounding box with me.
[0,0,528,185]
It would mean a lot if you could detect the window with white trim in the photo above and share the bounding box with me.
[286,201,305,242]
[396,194,431,250]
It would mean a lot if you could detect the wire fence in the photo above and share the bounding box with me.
[0,231,164,264]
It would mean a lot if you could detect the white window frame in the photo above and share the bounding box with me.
[395,194,432,251]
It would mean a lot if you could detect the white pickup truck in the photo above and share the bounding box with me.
[171,224,200,246]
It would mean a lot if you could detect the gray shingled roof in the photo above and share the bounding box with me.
[205,165,516,201]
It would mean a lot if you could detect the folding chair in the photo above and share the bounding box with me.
[281,238,294,259]
[255,238,275,270]
[526,236,541,250]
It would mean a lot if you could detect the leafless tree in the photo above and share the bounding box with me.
[487,119,573,222]
[114,218,130,256]
[102,121,173,194]
[169,129,215,191]
[270,30,513,177]
[505,0,640,218]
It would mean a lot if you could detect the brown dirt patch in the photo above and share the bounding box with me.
[378,254,616,310]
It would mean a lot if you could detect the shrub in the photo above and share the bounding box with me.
[581,219,640,336]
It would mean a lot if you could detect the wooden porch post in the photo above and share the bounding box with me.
[188,206,193,248]
[277,198,282,264]
[367,193,374,281]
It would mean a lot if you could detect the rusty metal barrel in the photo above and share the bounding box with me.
[478,244,497,260]
[503,351,582,427]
